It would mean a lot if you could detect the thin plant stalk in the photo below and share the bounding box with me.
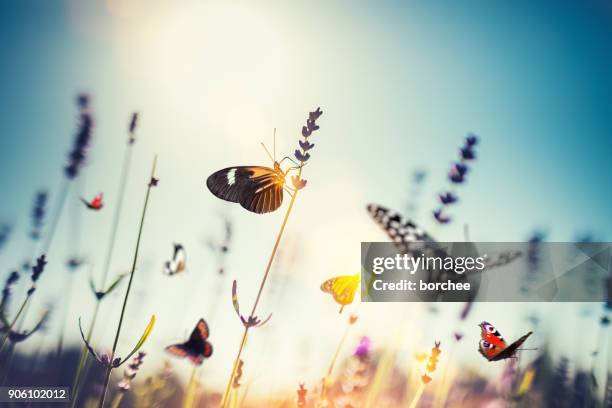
[220,165,304,408]
[97,156,157,408]
[71,130,136,406]
[70,299,100,408]
[407,383,425,408]
[0,296,30,352]
[320,320,352,403]
[182,366,198,408]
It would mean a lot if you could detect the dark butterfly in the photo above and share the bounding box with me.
[367,204,435,253]
[478,321,533,361]
[207,162,288,214]
[165,319,213,365]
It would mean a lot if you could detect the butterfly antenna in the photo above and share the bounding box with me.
[260,142,274,163]
[273,127,276,162]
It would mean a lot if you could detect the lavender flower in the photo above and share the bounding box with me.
[433,134,479,224]
[1,271,19,311]
[64,94,94,179]
[433,208,451,224]
[438,192,458,205]
[30,191,48,241]
[294,107,323,163]
[232,280,272,328]
[118,351,146,391]
[30,255,47,283]
[354,336,371,358]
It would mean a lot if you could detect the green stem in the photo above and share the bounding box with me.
[220,165,304,408]
[0,295,30,353]
[97,156,157,408]
[70,299,101,408]
[320,321,352,403]
[100,143,134,289]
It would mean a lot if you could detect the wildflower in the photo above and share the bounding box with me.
[454,332,463,341]
[232,280,272,328]
[349,314,358,325]
[433,209,451,224]
[433,134,479,224]
[149,177,159,187]
[232,360,244,389]
[0,271,19,311]
[354,336,371,358]
[421,374,432,384]
[65,94,94,179]
[1,309,49,343]
[30,191,48,240]
[118,351,146,391]
[294,107,323,163]
[297,383,307,407]
[30,255,47,284]
[291,175,307,190]
[438,192,458,205]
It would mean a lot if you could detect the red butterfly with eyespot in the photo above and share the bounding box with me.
[478,321,532,361]
[165,319,213,365]
[81,193,103,210]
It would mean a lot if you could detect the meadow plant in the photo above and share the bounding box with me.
[219,108,323,408]
[79,156,158,408]
[71,111,140,407]
[433,134,478,225]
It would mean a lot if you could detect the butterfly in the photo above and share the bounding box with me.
[81,193,103,210]
[367,204,435,253]
[320,273,360,313]
[207,161,290,214]
[165,318,213,365]
[163,243,186,276]
[478,321,533,361]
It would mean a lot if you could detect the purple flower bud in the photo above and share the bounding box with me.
[433,209,451,224]
[354,336,371,357]
[459,146,476,160]
[295,150,310,162]
[438,192,458,205]
[301,126,312,138]
[299,140,314,151]
[31,255,47,283]
[465,133,478,147]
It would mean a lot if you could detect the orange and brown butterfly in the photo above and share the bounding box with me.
[165,318,213,366]
[478,321,533,361]
[81,193,103,210]
[320,273,360,313]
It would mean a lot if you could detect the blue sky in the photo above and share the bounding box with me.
[0,0,610,396]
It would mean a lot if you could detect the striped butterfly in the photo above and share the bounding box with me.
[207,137,298,214]
[320,273,360,313]
[478,321,533,361]
[367,204,435,253]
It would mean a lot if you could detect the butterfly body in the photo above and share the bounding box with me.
[478,321,532,361]
[165,319,213,365]
[207,163,286,214]
[81,193,103,210]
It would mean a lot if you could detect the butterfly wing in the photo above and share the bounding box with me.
[321,274,360,306]
[207,166,284,214]
[478,339,501,361]
[491,332,533,361]
[479,321,507,349]
[367,204,435,253]
[165,319,212,365]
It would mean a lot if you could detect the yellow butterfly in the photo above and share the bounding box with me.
[320,273,360,313]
